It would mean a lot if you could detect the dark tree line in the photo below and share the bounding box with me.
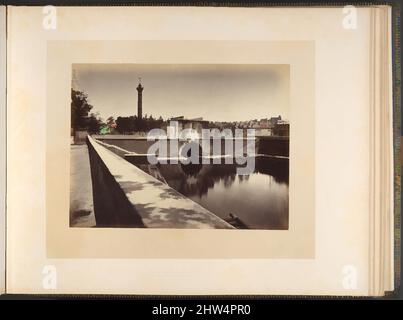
[71,89,166,135]
[71,89,103,134]
[115,115,165,134]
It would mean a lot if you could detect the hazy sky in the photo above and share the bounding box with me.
[72,64,289,122]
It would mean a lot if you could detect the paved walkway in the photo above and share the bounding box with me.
[70,144,96,227]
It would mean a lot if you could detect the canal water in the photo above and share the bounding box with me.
[139,157,289,230]
[98,138,289,230]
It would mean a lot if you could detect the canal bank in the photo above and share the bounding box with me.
[85,136,234,228]
[89,135,289,230]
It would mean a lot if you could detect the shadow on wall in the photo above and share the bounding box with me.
[86,137,145,227]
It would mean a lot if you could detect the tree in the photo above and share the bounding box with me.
[106,116,115,127]
[71,89,93,131]
[116,116,135,134]
[115,115,166,134]
[70,89,106,134]
[87,113,103,134]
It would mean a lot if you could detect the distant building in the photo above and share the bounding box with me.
[268,115,282,127]
[168,116,209,138]
[235,116,289,137]
[259,118,269,127]
[272,123,290,137]
[255,128,272,136]
[252,118,273,137]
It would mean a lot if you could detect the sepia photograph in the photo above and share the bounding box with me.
[70,64,290,230]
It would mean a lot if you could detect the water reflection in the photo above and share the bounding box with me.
[138,156,289,230]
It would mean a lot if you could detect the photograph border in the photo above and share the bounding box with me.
[46,40,316,259]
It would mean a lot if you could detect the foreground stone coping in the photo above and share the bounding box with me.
[93,134,259,140]
[93,134,149,140]
[87,135,234,229]
[95,138,135,156]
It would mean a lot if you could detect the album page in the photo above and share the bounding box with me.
[0,5,6,295]
[6,6,376,295]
